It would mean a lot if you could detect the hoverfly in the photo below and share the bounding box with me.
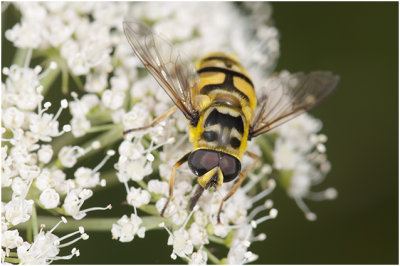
[122,19,339,223]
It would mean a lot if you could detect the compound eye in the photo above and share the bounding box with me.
[188,150,219,176]
[219,153,241,182]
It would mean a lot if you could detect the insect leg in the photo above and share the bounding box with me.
[123,105,178,135]
[161,151,190,217]
[216,151,260,224]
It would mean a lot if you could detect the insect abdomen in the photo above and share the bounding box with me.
[195,52,257,111]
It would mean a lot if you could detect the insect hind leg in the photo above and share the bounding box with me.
[123,105,178,135]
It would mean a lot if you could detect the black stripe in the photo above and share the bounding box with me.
[197,66,254,88]
[199,70,250,103]
[202,56,239,67]
[205,109,244,134]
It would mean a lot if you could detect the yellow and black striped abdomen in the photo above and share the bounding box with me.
[195,52,257,111]
[189,52,257,160]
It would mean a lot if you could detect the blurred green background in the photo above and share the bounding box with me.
[2,2,398,264]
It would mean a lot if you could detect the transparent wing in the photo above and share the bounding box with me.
[123,18,199,121]
[250,71,339,138]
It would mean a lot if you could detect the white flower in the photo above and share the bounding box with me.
[110,68,129,92]
[74,167,100,188]
[60,20,111,75]
[18,164,40,181]
[4,197,34,225]
[11,177,28,196]
[288,170,312,198]
[35,168,51,191]
[213,223,230,238]
[171,209,188,227]
[122,103,151,135]
[58,146,85,168]
[2,65,42,111]
[111,108,126,124]
[29,113,60,142]
[101,89,125,110]
[62,188,110,220]
[5,21,43,49]
[273,139,301,170]
[84,70,108,93]
[63,188,92,220]
[116,156,152,182]
[69,93,99,118]
[148,180,169,196]
[2,229,23,249]
[20,232,60,263]
[189,250,208,265]
[17,217,85,264]
[38,144,53,163]
[39,188,60,209]
[51,169,70,194]
[2,159,15,188]
[188,222,209,246]
[2,107,25,129]
[227,226,255,264]
[111,213,145,242]
[42,15,74,47]
[118,140,145,160]
[70,116,91,137]
[168,229,193,260]
[126,187,151,208]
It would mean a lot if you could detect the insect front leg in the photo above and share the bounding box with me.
[161,152,190,217]
[216,151,260,224]
[123,105,178,135]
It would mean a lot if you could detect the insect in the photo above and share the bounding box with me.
[122,19,339,223]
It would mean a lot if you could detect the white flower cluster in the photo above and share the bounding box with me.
[273,113,337,220]
[2,2,336,264]
[1,58,112,263]
[2,3,124,263]
[1,216,88,264]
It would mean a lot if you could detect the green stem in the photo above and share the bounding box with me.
[208,235,225,245]
[70,72,83,89]
[5,257,20,264]
[138,205,159,216]
[87,109,113,125]
[61,63,69,95]
[136,180,148,190]
[40,59,61,96]
[141,216,166,231]
[95,169,120,190]
[26,218,32,243]
[8,252,18,258]
[11,48,28,66]
[81,124,124,158]
[16,216,165,232]
[31,204,38,237]
[204,247,220,264]
[87,124,115,134]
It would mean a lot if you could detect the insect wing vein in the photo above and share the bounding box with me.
[123,18,199,121]
[250,71,339,138]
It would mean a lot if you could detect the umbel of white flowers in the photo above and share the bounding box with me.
[2,2,336,264]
